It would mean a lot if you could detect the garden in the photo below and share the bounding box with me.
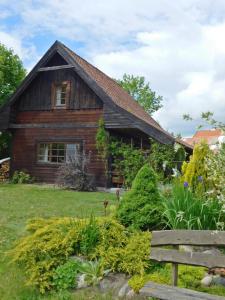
[0,123,225,299]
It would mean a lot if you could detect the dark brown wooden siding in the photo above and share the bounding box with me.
[16,69,102,112]
[11,110,106,186]
[15,109,102,124]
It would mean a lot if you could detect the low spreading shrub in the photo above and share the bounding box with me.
[10,217,151,293]
[11,170,34,184]
[163,183,224,230]
[94,230,151,275]
[117,163,164,230]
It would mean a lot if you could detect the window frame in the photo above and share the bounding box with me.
[52,80,71,109]
[36,141,82,165]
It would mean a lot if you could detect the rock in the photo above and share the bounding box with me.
[118,282,130,298]
[201,275,213,287]
[126,289,136,299]
[77,274,88,289]
[99,273,128,294]
[212,275,225,287]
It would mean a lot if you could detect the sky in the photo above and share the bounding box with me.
[0,0,225,137]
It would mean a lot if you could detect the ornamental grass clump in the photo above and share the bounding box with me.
[163,183,224,230]
[116,163,164,230]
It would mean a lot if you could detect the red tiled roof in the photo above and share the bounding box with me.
[183,129,223,146]
[193,129,222,138]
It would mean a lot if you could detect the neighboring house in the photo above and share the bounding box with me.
[183,129,225,151]
[0,41,192,187]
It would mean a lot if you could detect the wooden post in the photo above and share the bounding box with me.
[172,263,178,286]
[172,246,179,286]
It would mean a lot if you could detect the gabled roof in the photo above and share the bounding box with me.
[0,40,185,146]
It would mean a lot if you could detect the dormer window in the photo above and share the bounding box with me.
[52,81,70,108]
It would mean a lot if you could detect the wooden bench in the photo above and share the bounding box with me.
[140,230,225,300]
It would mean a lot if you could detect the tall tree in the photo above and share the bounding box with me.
[0,43,26,107]
[0,43,26,158]
[117,74,163,115]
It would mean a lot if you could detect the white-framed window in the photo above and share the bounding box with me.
[53,81,70,108]
[37,142,81,164]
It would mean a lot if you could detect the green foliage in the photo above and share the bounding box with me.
[80,216,100,256]
[94,230,151,275]
[128,274,152,293]
[117,74,163,115]
[0,131,12,159]
[117,164,163,230]
[10,218,86,293]
[149,140,186,180]
[52,259,112,295]
[10,216,151,293]
[181,141,211,195]
[110,139,146,188]
[163,183,224,230]
[205,143,225,201]
[11,170,34,184]
[0,43,26,106]
[149,139,175,178]
[77,260,106,286]
[117,231,151,275]
[53,260,81,291]
[95,118,109,166]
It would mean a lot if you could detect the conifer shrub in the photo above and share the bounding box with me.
[10,216,151,293]
[181,141,211,195]
[116,163,164,230]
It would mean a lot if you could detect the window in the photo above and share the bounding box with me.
[37,143,81,164]
[53,81,70,108]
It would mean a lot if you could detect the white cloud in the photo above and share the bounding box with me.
[1,0,225,135]
[0,31,23,57]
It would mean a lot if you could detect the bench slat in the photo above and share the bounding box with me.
[150,248,225,269]
[151,230,225,246]
[140,281,225,300]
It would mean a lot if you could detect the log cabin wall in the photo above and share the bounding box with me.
[10,68,106,186]
[11,124,106,186]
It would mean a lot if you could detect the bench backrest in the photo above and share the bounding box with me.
[150,230,225,286]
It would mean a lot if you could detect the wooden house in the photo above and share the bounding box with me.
[0,41,191,187]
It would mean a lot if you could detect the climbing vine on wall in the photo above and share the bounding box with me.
[95,118,109,172]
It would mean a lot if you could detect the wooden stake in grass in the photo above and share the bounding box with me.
[103,200,109,216]
[116,189,120,202]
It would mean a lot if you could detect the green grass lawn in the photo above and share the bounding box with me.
[0,184,117,300]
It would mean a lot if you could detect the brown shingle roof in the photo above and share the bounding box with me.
[60,42,173,139]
